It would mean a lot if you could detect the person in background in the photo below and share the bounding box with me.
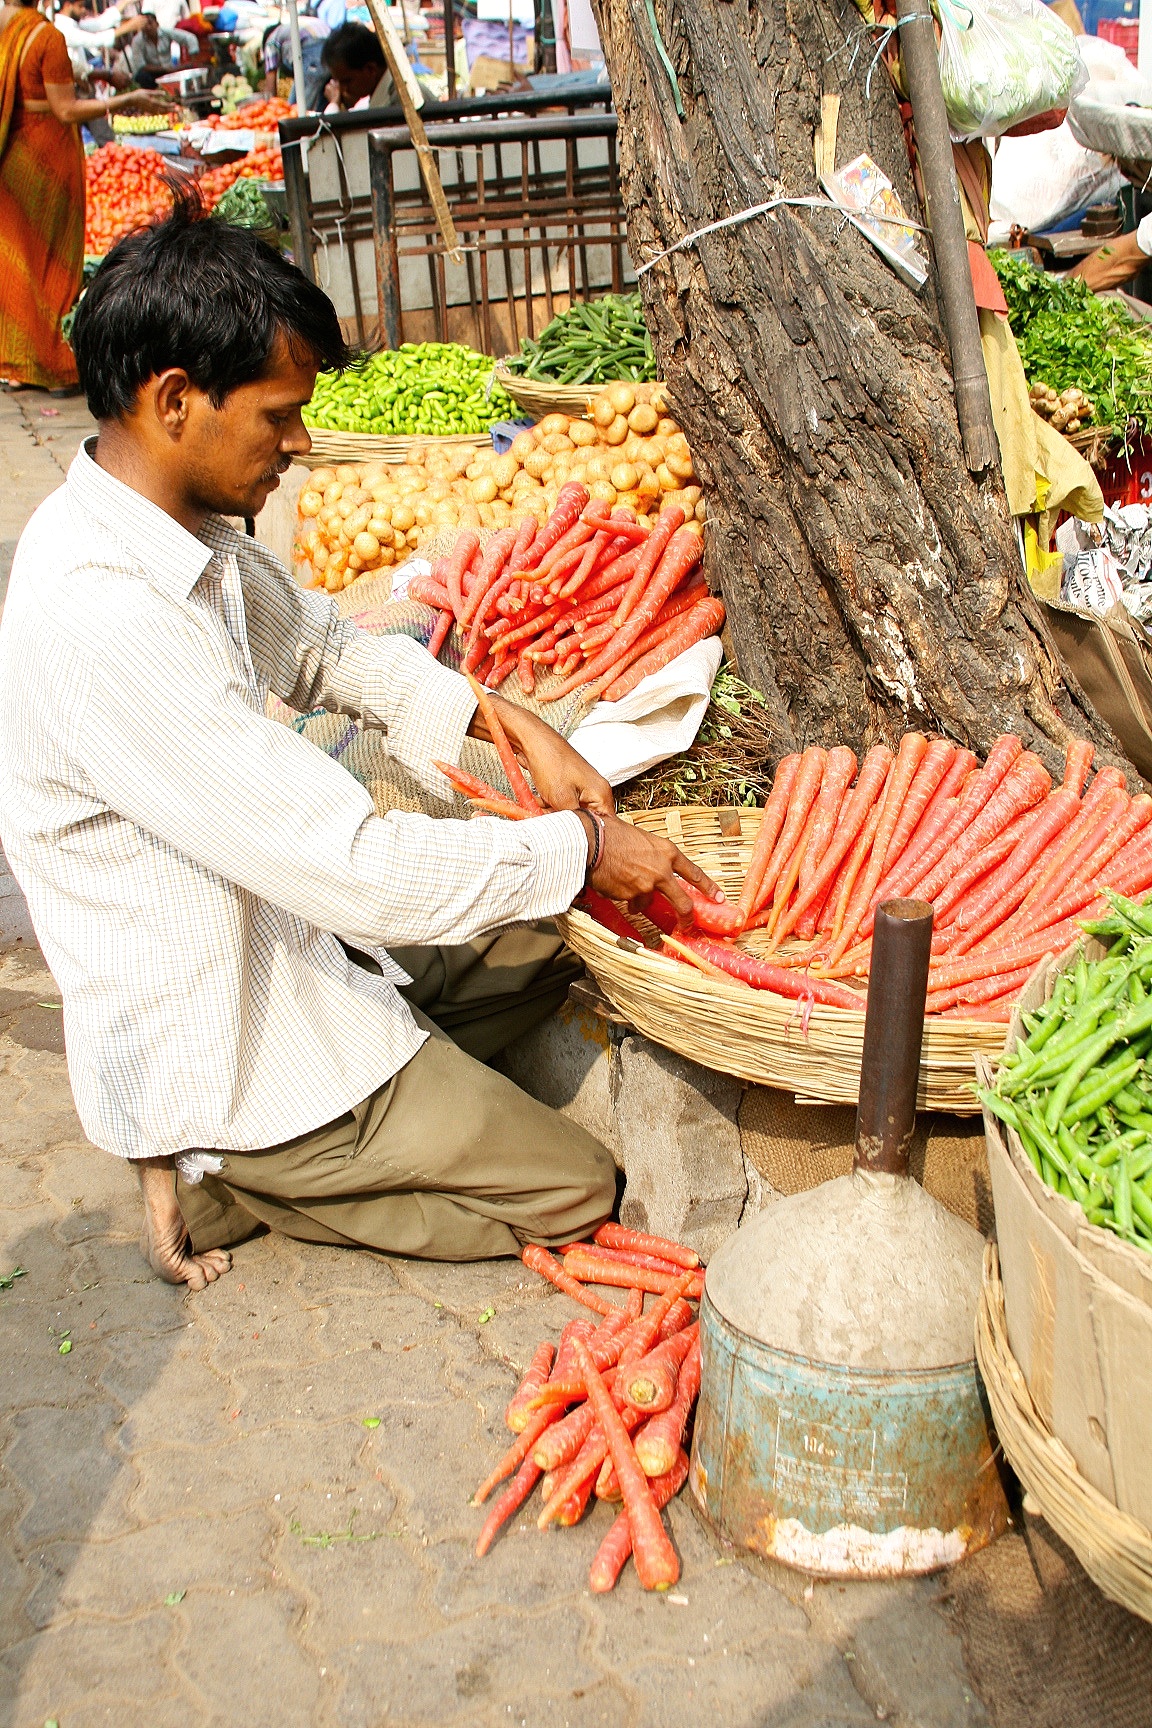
[1071,211,1152,296]
[320,20,393,110]
[0,0,172,393]
[260,13,328,109]
[124,10,198,87]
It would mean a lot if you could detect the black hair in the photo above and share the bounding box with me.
[321,22,386,71]
[71,187,351,421]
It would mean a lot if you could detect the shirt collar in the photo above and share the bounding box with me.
[67,439,242,598]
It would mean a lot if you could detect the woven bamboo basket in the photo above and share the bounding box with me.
[299,428,491,469]
[493,361,667,422]
[977,1243,1152,1623]
[557,805,1005,1112]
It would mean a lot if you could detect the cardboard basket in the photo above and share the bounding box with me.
[977,941,1152,1532]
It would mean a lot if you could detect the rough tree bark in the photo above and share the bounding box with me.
[589,0,1129,775]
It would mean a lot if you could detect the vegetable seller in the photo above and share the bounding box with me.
[0,196,719,1292]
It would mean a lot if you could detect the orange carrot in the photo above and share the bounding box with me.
[634,1335,701,1478]
[617,1269,698,1369]
[427,609,454,660]
[594,1224,700,1269]
[472,1402,561,1505]
[521,1245,623,1317]
[682,881,744,937]
[505,1340,555,1432]
[562,1250,704,1300]
[461,526,518,628]
[566,1243,689,1280]
[1006,785,1129,927]
[553,1473,595,1527]
[1063,738,1094,795]
[536,1402,644,1525]
[878,737,955,872]
[992,798,1152,943]
[925,924,1084,993]
[443,529,480,621]
[937,788,1082,951]
[657,1297,695,1341]
[534,1401,597,1472]
[578,890,647,944]
[798,746,858,898]
[737,754,801,920]
[589,1451,690,1593]
[895,746,975,881]
[475,1455,541,1556]
[614,506,686,626]
[766,745,892,952]
[874,734,1023,908]
[465,672,544,815]
[620,1324,699,1413]
[601,597,726,702]
[826,767,895,940]
[825,732,928,965]
[750,746,827,916]
[571,1339,680,1589]
[907,753,1052,912]
[930,800,1058,929]
[432,760,530,822]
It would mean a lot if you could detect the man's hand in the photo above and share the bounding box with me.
[1069,233,1147,295]
[578,810,720,920]
[137,1158,232,1292]
[468,694,615,819]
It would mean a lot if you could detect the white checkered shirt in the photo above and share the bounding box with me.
[0,444,587,1162]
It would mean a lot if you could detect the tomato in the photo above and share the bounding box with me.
[84,138,285,256]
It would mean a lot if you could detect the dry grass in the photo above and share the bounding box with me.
[620,664,781,811]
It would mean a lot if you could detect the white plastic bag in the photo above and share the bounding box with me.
[935,0,1085,140]
[989,121,1121,235]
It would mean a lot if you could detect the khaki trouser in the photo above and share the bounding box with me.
[178,925,616,1262]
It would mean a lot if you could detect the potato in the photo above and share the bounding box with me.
[542,432,574,455]
[510,430,539,463]
[610,462,639,492]
[310,467,336,490]
[695,498,707,522]
[465,460,484,480]
[335,464,361,485]
[379,546,396,567]
[606,382,636,417]
[391,504,416,532]
[538,412,572,438]
[681,484,703,507]
[628,404,659,434]
[592,393,617,430]
[351,531,379,562]
[324,567,343,593]
[603,414,629,446]
[322,481,344,506]
[588,480,617,506]
[569,418,598,447]
[655,463,678,493]
[657,417,679,439]
[470,476,499,504]
[524,448,552,480]
[406,527,421,547]
[491,453,519,490]
[636,467,661,500]
[682,518,704,538]
[667,450,695,481]
[298,490,323,518]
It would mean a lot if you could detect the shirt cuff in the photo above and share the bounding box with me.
[1137,212,1152,259]
[513,810,590,918]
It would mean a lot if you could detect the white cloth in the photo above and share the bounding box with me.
[0,445,587,1163]
[568,637,724,787]
[1136,212,1152,258]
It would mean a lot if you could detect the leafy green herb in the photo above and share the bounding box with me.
[0,1265,26,1291]
[164,1590,186,1606]
[477,1306,495,1325]
[991,250,1152,437]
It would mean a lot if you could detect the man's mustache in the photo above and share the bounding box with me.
[259,457,292,485]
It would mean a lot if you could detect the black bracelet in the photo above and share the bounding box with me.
[583,810,605,876]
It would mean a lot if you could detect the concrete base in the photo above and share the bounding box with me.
[500,993,774,1261]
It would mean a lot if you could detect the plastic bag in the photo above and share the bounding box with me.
[989,120,1121,235]
[935,0,1086,140]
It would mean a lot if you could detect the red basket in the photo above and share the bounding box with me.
[1099,435,1152,509]
[1097,18,1140,66]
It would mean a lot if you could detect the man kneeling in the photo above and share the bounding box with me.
[0,200,716,1288]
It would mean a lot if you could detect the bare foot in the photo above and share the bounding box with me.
[140,1206,233,1291]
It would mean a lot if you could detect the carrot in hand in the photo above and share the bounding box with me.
[465,671,544,815]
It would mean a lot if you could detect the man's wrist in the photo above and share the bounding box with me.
[574,809,604,878]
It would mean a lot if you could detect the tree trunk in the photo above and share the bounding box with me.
[590,0,1128,775]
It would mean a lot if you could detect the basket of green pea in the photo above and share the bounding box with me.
[302,342,521,463]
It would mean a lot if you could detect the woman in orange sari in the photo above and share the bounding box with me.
[0,0,170,391]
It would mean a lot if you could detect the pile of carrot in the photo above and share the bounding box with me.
[665,730,1152,1024]
[471,1224,704,1592]
[408,483,724,700]
[438,670,1141,1024]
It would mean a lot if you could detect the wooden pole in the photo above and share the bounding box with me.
[362,0,463,263]
[895,0,999,475]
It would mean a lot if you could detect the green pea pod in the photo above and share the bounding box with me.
[1115,1153,1134,1235]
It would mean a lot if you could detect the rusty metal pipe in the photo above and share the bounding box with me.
[853,898,934,1177]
